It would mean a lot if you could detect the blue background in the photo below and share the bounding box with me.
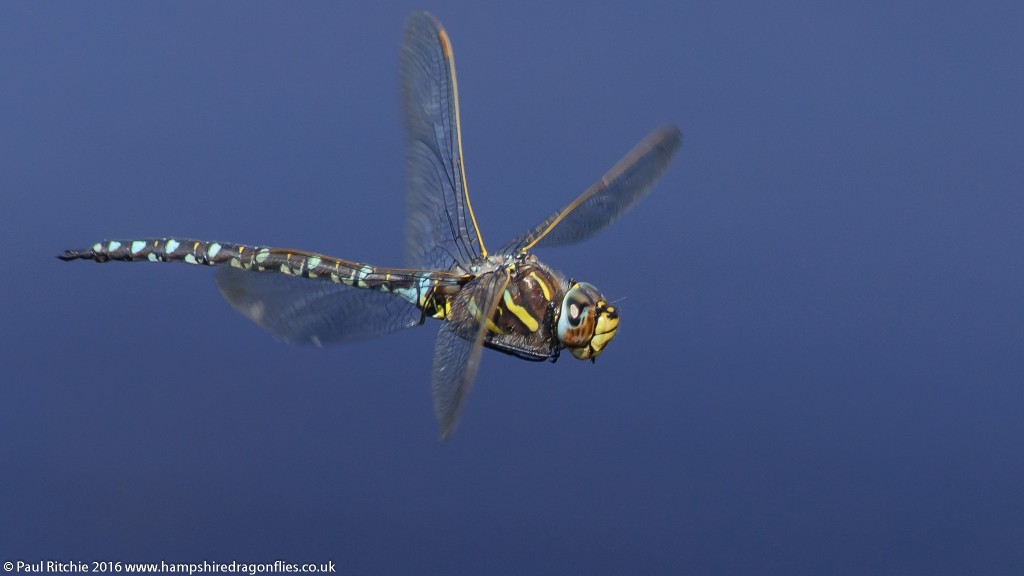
[3,2,1023,574]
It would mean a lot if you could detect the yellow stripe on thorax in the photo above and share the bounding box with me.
[528,270,553,301]
[467,295,501,333]
[503,290,539,332]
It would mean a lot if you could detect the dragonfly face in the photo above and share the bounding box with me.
[59,12,681,440]
[558,282,619,361]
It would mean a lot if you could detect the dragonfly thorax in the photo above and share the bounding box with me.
[557,282,619,361]
[480,260,619,362]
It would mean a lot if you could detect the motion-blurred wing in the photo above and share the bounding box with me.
[431,268,510,440]
[500,125,681,254]
[401,11,487,271]
[216,267,423,346]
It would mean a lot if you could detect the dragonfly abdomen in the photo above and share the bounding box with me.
[59,237,326,275]
[59,237,464,315]
[59,237,263,267]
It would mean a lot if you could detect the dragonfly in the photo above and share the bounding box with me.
[59,12,681,440]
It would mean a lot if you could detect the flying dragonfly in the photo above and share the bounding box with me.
[59,12,681,440]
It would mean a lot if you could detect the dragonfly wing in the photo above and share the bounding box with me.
[431,268,510,441]
[401,11,487,271]
[500,125,681,254]
[215,267,423,346]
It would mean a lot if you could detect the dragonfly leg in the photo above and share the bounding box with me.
[545,301,561,364]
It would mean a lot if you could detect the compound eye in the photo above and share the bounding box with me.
[557,283,601,350]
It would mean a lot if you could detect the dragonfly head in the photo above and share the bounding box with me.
[557,282,620,361]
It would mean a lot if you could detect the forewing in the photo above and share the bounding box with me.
[500,125,681,254]
[215,267,423,346]
[401,11,487,271]
[431,268,510,441]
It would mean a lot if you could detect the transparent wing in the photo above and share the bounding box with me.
[401,11,487,271]
[431,268,510,441]
[500,125,682,254]
[215,267,423,346]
